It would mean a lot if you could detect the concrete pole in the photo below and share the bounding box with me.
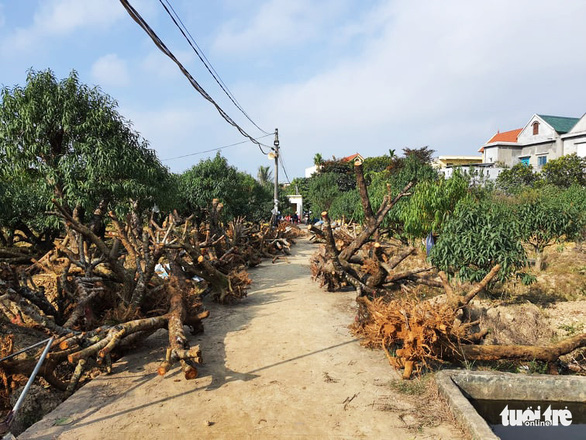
[272,128,280,225]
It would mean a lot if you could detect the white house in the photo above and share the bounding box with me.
[479,113,586,170]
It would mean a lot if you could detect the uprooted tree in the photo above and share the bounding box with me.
[0,69,299,410]
[309,160,586,378]
[0,199,299,391]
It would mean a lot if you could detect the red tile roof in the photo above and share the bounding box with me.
[487,128,522,144]
[340,153,362,162]
[479,128,522,153]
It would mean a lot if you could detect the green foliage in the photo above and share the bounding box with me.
[430,198,526,282]
[0,69,171,219]
[0,172,58,242]
[496,163,540,193]
[516,188,582,258]
[399,172,470,238]
[178,153,272,222]
[557,184,586,242]
[541,153,586,188]
[256,165,273,186]
[307,172,340,215]
[362,155,394,174]
[388,150,438,190]
[285,177,310,197]
[328,190,363,223]
[366,153,439,234]
[403,146,435,164]
[318,159,355,191]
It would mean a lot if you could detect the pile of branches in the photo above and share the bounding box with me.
[310,162,586,378]
[0,200,299,402]
[309,163,433,295]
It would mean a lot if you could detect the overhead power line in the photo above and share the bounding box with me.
[161,133,273,161]
[279,153,292,184]
[119,0,270,155]
[159,0,271,135]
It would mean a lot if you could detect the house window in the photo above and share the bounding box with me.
[532,121,539,135]
[538,155,547,166]
[520,157,530,166]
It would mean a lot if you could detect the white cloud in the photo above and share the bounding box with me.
[141,49,196,80]
[91,54,130,87]
[1,0,164,54]
[2,0,124,54]
[242,0,586,178]
[35,0,123,36]
[122,103,220,161]
[213,0,346,54]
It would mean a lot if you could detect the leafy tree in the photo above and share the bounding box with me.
[313,153,324,166]
[362,154,394,174]
[0,69,171,222]
[403,146,435,164]
[319,158,356,191]
[307,172,341,215]
[179,153,272,222]
[431,198,526,282]
[540,153,586,188]
[257,165,273,186]
[516,189,582,270]
[0,172,55,247]
[496,163,539,193]
[328,190,362,223]
[557,184,586,247]
[367,151,439,235]
[399,171,470,239]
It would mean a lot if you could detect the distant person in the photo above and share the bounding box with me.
[292,213,299,224]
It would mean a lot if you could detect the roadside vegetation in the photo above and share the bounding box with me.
[0,70,299,434]
[305,145,586,378]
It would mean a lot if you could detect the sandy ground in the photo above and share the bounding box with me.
[20,238,464,440]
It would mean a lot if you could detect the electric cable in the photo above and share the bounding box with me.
[279,152,292,184]
[119,0,270,155]
[159,0,271,135]
[161,133,273,161]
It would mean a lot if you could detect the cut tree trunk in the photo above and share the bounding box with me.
[459,332,586,362]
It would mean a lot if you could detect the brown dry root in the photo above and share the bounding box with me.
[1,273,210,393]
[352,264,499,378]
[353,296,463,379]
[310,246,346,291]
[57,276,209,381]
[353,264,586,379]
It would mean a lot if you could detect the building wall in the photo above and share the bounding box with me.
[436,157,482,168]
[440,166,504,181]
[304,165,318,178]
[483,145,521,165]
[563,133,586,157]
[517,115,557,144]
[286,194,303,218]
[518,141,558,169]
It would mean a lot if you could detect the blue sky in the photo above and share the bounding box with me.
[2,0,586,181]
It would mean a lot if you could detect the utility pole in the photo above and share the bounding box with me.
[270,128,280,225]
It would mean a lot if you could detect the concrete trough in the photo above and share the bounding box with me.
[435,370,586,440]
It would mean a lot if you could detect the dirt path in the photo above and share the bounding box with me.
[21,238,464,439]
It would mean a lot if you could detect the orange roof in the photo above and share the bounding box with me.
[479,128,522,153]
[340,153,363,162]
[487,128,522,144]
